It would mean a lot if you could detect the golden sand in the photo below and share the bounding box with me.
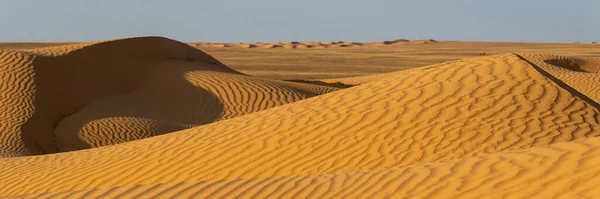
[0,37,337,156]
[1,37,600,198]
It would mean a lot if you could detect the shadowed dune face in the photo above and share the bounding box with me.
[544,57,600,73]
[10,37,232,155]
[49,63,225,152]
[545,58,587,72]
[21,42,225,154]
[0,37,338,157]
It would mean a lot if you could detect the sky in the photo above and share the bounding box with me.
[0,0,598,42]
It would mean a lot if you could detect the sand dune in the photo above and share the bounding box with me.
[1,43,600,198]
[10,137,600,198]
[0,37,337,157]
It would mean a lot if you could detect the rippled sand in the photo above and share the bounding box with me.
[1,37,600,198]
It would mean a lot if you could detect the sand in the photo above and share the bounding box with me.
[10,137,600,198]
[1,37,600,198]
[0,37,338,156]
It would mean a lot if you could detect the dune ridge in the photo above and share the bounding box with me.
[0,37,338,157]
[1,46,600,198]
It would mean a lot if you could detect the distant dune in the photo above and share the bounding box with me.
[11,137,600,198]
[1,37,600,198]
[191,39,440,49]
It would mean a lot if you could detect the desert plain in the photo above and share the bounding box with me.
[0,37,599,198]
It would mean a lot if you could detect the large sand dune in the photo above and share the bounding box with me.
[0,37,338,157]
[1,37,600,198]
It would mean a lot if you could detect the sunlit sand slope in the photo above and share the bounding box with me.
[0,37,337,157]
[0,53,599,197]
[10,137,600,199]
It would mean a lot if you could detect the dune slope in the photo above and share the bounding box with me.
[10,137,600,199]
[0,37,337,157]
[0,52,599,197]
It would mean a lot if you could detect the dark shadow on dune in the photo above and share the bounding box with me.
[20,37,228,155]
[285,79,355,88]
[383,39,409,45]
[544,59,587,72]
[544,58,600,73]
[54,63,226,152]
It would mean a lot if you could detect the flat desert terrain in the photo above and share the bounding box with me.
[1,37,600,198]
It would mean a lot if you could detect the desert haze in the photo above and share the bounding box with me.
[1,37,600,198]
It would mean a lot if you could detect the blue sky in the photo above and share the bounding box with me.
[0,0,598,42]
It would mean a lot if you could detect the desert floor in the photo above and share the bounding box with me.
[0,38,599,198]
[3,40,599,80]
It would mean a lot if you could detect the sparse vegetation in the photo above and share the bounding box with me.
[383,39,409,45]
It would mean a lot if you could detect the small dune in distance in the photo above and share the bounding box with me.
[190,39,440,49]
[1,36,600,198]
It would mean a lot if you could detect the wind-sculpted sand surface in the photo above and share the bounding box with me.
[1,37,600,198]
[9,137,600,199]
[0,37,337,156]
